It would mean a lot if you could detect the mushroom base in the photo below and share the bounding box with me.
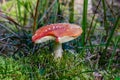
[54,43,63,58]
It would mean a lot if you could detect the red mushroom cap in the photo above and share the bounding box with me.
[32,23,82,43]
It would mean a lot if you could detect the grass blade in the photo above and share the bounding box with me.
[102,0,109,36]
[81,0,88,46]
[17,0,22,23]
[69,0,74,23]
[103,15,120,53]
[107,38,120,70]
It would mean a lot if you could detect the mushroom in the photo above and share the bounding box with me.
[32,23,82,58]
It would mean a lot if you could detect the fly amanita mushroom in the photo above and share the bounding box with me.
[32,23,82,58]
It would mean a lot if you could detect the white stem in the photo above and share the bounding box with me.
[54,43,63,58]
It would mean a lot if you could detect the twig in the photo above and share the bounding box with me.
[38,0,57,24]
[33,0,40,34]
[0,38,10,53]
[0,23,19,37]
[0,10,22,27]
[86,0,101,43]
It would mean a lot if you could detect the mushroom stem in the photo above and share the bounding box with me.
[54,43,63,58]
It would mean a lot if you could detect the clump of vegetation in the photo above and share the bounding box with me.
[0,0,120,79]
[0,52,119,80]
